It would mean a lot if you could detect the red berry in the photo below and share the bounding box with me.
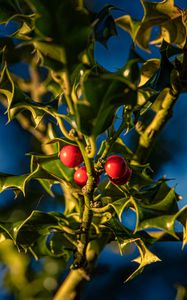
[74,167,100,187]
[74,166,88,187]
[59,145,83,168]
[104,155,128,179]
[109,167,132,185]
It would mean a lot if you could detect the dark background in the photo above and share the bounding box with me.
[1,1,187,299]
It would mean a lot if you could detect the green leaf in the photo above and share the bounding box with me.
[0,152,75,197]
[0,0,33,25]
[131,182,182,237]
[33,41,66,71]
[75,71,137,136]
[0,164,54,195]
[98,179,125,203]
[130,163,154,191]
[137,88,157,109]
[121,48,143,86]
[92,212,113,227]
[37,178,54,197]
[0,37,35,64]
[11,15,36,40]
[4,210,75,259]
[143,41,174,91]
[14,211,63,245]
[158,40,183,58]
[97,137,133,164]
[30,153,74,183]
[110,196,135,221]
[140,205,187,246]
[110,138,134,160]
[177,206,187,249]
[115,15,140,46]
[0,63,14,108]
[0,64,60,126]
[46,137,77,154]
[106,217,132,242]
[139,59,160,87]
[125,239,160,282]
[115,0,186,50]
[93,5,118,47]
[46,232,75,256]
[150,87,174,113]
[8,96,59,127]
[0,222,14,240]
[27,0,91,69]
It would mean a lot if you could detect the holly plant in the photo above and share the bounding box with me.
[0,0,187,299]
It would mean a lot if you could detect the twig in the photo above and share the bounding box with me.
[132,88,178,164]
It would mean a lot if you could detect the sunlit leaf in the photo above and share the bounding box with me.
[0,164,54,195]
[125,239,160,282]
[115,0,186,50]
[139,59,160,87]
[30,153,74,183]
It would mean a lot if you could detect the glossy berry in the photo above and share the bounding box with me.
[104,155,128,179]
[59,145,83,168]
[74,166,88,187]
[109,167,132,185]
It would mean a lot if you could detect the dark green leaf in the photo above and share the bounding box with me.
[27,0,91,69]
[93,5,118,47]
[33,41,66,71]
[143,41,174,91]
[75,71,137,136]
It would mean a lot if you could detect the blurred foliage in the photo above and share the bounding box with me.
[175,285,187,300]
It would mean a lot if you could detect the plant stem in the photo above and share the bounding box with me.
[53,269,87,300]
[132,88,178,164]
[62,67,74,115]
[86,136,97,158]
[55,115,75,141]
[53,229,184,300]
[76,139,93,175]
[95,113,127,170]
[53,232,111,300]
[72,139,96,268]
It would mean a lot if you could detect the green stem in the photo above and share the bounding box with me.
[72,139,96,268]
[76,139,93,175]
[56,115,75,141]
[86,136,97,158]
[53,269,88,300]
[53,235,109,300]
[91,204,110,213]
[132,88,178,164]
[95,113,127,170]
[62,70,74,115]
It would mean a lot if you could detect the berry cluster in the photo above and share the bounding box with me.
[59,145,131,187]
[104,155,132,185]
